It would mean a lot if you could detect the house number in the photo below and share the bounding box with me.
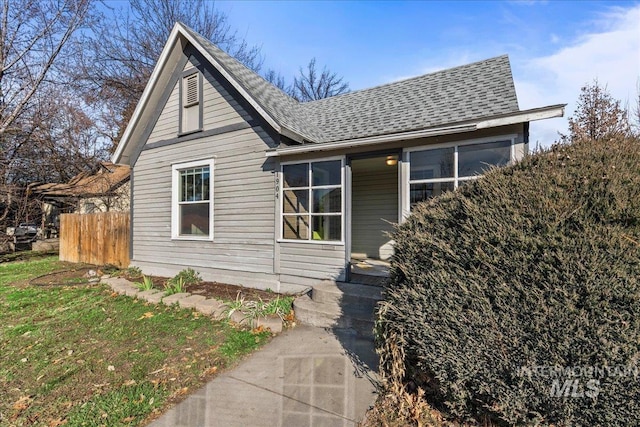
[275,177,279,199]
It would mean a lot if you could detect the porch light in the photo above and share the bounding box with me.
[385,155,398,166]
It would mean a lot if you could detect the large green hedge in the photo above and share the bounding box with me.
[377,137,640,425]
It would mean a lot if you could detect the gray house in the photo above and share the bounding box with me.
[112,22,564,293]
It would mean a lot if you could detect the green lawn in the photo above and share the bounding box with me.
[0,256,270,426]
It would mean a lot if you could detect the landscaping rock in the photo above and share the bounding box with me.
[137,289,164,303]
[195,298,226,316]
[101,277,286,335]
[162,292,191,306]
[178,295,206,309]
[108,281,134,295]
[123,286,140,297]
[229,310,248,325]
[256,316,283,334]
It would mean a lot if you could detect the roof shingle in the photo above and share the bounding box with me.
[182,24,520,145]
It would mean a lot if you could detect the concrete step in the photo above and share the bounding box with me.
[311,280,383,309]
[293,294,376,338]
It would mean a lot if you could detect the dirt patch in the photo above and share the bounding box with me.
[30,267,98,286]
[124,274,281,302]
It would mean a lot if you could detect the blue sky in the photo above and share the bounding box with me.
[213,0,640,146]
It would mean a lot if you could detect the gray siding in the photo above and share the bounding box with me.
[133,125,278,287]
[351,157,398,259]
[146,55,250,145]
[279,242,346,286]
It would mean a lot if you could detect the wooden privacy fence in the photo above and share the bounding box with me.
[60,212,130,268]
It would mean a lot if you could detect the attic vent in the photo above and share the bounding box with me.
[184,73,199,106]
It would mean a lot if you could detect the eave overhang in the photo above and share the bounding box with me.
[265,104,565,157]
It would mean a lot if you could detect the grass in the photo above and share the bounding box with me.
[0,256,270,426]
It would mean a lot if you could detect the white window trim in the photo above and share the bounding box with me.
[171,159,214,241]
[278,156,345,245]
[403,135,517,214]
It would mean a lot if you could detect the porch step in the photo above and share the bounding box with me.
[312,280,382,309]
[293,281,383,338]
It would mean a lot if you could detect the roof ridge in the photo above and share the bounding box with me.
[177,22,298,103]
[304,54,511,105]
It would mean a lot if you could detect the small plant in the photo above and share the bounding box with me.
[172,268,202,286]
[164,277,187,295]
[262,296,294,320]
[101,264,120,275]
[224,292,247,319]
[126,266,142,278]
[163,268,201,295]
[224,293,294,323]
[135,275,154,291]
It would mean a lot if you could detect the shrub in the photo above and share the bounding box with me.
[171,268,202,286]
[376,136,640,425]
[163,268,202,295]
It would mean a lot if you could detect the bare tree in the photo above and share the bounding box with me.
[77,0,263,150]
[264,68,290,94]
[0,0,94,229]
[291,58,349,102]
[0,0,91,137]
[563,80,631,142]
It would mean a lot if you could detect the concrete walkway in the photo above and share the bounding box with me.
[148,325,379,427]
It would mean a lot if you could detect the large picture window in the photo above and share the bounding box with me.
[281,159,343,242]
[408,140,512,207]
[172,159,214,239]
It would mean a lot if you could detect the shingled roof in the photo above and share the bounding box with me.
[182,24,519,144]
[113,23,564,163]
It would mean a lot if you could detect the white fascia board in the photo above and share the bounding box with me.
[112,23,184,165]
[265,124,477,157]
[476,104,566,129]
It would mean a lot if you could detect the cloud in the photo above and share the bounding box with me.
[515,4,640,146]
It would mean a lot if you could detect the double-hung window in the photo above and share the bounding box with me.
[281,159,343,242]
[172,159,214,239]
[408,140,512,208]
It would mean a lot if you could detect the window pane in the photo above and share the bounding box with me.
[312,215,341,241]
[202,168,210,200]
[283,164,308,188]
[283,215,309,240]
[283,190,309,214]
[458,140,511,177]
[180,167,210,202]
[313,188,341,213]
[180,203,210,236]
[312,161,341,186]
[410,182,454,206]
[194,170,203,201]
[410,148,454,180]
